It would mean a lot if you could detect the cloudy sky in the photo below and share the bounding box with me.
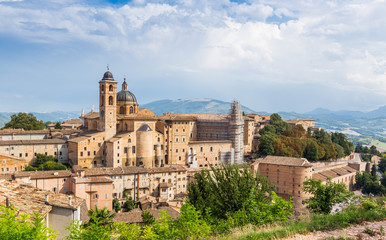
[0,0,385,113]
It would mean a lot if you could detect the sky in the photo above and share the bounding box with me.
[0,0,386,113]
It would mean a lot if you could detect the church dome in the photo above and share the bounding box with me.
[117,90,137,104]
[101,71,114,81]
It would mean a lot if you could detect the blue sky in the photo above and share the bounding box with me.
[0,0,385,113]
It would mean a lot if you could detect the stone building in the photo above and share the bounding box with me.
[69,70,254,170]
[251,155,363,214]
[0,139,68,164]
[0,153,26,173]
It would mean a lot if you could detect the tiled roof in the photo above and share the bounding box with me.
[0,129,49,135]
[0,180,85,216]
[189,140,232,144]
[14,170,73,179]
[149,165,187,174]
[83,166,148,177]
[72,176,113,183]
[0,139,66,146]
[117,114,158,121]
[256,156,312,167]
[285,119,315,123]
[312,166,357,181]
[63,119,82,124]
[81,112,99,119]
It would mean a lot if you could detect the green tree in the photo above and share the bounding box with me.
[141,210,155,226]
[188,164,275,221]
[174,202,211,239]
[33,154,56,167]
[123,194,136,212]
[84,207,115,229]
[371,164,378,178]
[303,141,319,161]
[331,132,353,156]
[39,161,67,171]
[258,133,277,156]
[370,145,380,156]
[302,178,353,214]
[3,112,45,130]
[54,122,62,129]
[0,206,57,240]
[379,158,386,173]
[24,165,38,171]
[113,198,121,213]
[355,143,363,153]
[312,129,332,145]
[67,214,112,240]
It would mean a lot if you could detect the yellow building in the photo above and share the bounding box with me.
[68,70,260,169]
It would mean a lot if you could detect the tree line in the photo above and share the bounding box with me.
[258,114,353,161]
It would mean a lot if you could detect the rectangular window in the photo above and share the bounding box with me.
[132,146,135,154]
[88,151,90,156]
[80,152,83,157]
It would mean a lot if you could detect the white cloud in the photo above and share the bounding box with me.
[1,0,386,111]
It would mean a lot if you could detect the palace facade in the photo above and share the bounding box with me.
[68,70,253,169]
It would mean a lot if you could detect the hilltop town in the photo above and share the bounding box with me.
[0,70,382,237]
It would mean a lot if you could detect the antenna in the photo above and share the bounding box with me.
[107,64,109,71]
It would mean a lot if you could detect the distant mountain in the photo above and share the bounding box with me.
[304,105,386,121]
[0,111,80,128]
[141,98,257,115]
[1,101,386,139]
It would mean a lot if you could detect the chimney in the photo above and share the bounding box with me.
[6,197,9,207]
[45,194,49,204]
[68,196,72,206]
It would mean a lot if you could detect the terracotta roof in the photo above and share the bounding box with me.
[312,166,357,181]
[14,170,73,179]
[117,114,158,121]
[63,119,82,124]
[0,129,49,136]
[114,208,143,223]
[82,112,99,119]
[0,180,85,216]
[149,165,187,174]
[285,119,315,123]
[0,174,13,181]
[72,176,113,183]
[0,139,66,146]
[256,156,312,167]
[189,140,232,144]
[83,166,148,177]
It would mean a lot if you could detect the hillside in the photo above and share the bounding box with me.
[1,99,386,141]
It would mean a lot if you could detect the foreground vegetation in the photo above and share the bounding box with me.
[221,197,386,240]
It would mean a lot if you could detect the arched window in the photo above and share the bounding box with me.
[109,96,113,105]
[109,85,113,92]
[119,106,125,114]
[129,106,133,114]
[101,85,105,92]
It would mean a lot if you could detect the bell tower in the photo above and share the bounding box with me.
[98,69,117,140]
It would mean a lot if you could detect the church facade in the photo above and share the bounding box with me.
[68,70,254,169]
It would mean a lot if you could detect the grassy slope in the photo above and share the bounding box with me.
[217,205,386,240]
